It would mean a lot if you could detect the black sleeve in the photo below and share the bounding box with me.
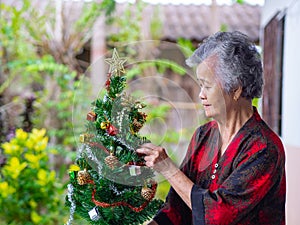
[191,185,208,225]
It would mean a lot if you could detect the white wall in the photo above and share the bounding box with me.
[262,1,300,224]
[285,144,300,225]
[281,0,300,147]
[282,2,300,224]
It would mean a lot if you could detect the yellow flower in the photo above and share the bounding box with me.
[25,138,35,150]
[69,164,80,172]
[49,170,56,182]
[26,129,47,150]
[1,142,21,155]
[3,157,27,179]
[15,129,28,142]
[24,153,42,169]
[34,136,48,152]
[37,169,56,187]
[31,128,46,141]
[31,211,42,224]
[37,169,48,186]
[0,182,16,198]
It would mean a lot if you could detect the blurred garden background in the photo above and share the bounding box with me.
[1,0,300,224]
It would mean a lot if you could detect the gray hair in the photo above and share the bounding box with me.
[186,31,263,100]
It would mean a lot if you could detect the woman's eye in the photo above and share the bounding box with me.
[199,84,211,90]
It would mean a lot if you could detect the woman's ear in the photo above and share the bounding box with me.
[233,86,242,101]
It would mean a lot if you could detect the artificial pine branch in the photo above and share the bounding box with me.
[65,49,163,224]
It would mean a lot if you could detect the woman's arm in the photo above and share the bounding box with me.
[136,143,194,209]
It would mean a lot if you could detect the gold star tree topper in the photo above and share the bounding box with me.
[104,48,127,76]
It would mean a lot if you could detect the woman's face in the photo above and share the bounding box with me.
[196,60,231,120]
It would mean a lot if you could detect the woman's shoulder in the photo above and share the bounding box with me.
[241,108,284,150]
[236,113,285,161]
[251,112,284,151]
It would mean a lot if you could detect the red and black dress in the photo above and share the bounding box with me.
[154,108,286,225]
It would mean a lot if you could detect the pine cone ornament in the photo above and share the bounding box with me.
[140,112,147,120]
[141,186,154,201]
[77,169,91,185]
[104,153,119,169]
[131,118,143,133]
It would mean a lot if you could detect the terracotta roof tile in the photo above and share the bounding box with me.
[2,0,261,42]
[114,3,261,42]
[162,4,261,42]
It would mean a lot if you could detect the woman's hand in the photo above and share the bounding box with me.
[136,143,171,173]
[137,143,194,209]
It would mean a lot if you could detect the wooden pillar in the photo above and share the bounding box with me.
[262,12,285,135]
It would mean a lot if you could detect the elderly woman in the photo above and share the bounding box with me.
[137,31,286,225]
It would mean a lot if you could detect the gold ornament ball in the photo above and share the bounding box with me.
[100,121,110,129]
[141,187,154,201]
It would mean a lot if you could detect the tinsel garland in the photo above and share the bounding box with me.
[88,141,146,167]
[103,131,140,152]
[77,144,104,175]
[88,180,157,212]
[65,184,76,225]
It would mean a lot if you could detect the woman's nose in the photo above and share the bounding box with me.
[199,88,206,100]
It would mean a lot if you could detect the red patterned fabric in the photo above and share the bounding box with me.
[154,108,286,225]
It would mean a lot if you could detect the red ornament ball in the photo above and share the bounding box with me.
[107,124,118,136]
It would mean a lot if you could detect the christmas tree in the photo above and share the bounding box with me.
[65,49,163,225]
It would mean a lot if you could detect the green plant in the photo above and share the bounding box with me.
[0,0,116,155]
[0,128,65,224]
[177,38,195,59]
